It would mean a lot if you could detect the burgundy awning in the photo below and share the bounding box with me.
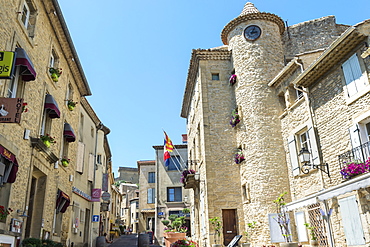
[64,123,76,142]
[15,47,36,81]
[44,94,60,118]
[0,145,19,183]
[56,189,70,213]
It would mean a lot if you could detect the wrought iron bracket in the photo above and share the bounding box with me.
[301,162,330,177]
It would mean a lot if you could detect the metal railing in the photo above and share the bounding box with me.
[338,141,370,170]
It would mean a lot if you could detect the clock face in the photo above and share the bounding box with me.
[244,25,261,41]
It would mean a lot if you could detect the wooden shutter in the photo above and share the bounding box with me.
[342,54,367,97]
[349,124,363,161]
[88,153,94,181]
[338,195,365,245]
[268,213,286,243]
[76,141,85,173]
[295,211,308,242]
[288,135,300,176]
[307,123,320,166]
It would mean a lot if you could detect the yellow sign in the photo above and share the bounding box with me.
[0,51,15,79]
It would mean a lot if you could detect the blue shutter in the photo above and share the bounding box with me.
[342,54,367,97]
[288,135,300,176]
[338,195,365,245]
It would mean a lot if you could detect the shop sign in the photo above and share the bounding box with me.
[0,51,15,79]
[91,188,101,202]
[72,186,92,201]
[101,191,111,201]
[0,98,23,123]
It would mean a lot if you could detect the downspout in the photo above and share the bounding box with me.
[294,59,334,246]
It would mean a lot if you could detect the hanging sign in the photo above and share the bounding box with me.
[0,98,24,123]
[0,51,15,79]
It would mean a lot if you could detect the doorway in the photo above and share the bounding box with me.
[222,209,237,246]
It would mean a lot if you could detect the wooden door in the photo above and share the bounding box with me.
[222,209,237,246]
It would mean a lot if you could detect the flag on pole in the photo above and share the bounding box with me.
[164,131,174,166]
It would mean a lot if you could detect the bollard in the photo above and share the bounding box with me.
[96,236,107,247]
[138,233,150,247]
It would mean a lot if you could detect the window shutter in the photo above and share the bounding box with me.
[288,135,300,176]
[268,213,286,243]
[175,187,182,202]
[295,211,308,242]
[76,142,85,173]
[349,54,367,92]
[338,195,365,245]
[349,124,361,148]
[147,188,153,203]
[307,123,320,166]
[343,55,358,97]
[88,153,94,181]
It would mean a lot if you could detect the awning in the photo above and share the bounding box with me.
[44,94,60,118]
[56,189,70,213]
[15,47,36,81]
[141,208,155,213]
[64,123,76,142]
[285,173,370,211]
[0,145,19,183]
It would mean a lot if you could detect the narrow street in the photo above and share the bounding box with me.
[109,234,138,247]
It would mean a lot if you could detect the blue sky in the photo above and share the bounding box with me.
[58,0,369,175]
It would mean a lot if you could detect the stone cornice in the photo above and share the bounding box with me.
[221,12,285,45]
[268,57,301,87]
[181,49,231,118]
[43,0,92,96]
[294,27,367,88]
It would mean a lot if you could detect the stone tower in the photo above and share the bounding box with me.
[221,2,291,244]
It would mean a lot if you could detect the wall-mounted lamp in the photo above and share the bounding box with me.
[299,148,330,177]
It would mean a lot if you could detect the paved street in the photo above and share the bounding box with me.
[109,234,138,247]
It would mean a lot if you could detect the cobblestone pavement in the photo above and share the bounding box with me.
[108,234,138,247]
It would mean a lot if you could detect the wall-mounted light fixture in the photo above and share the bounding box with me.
[299,148,330,177]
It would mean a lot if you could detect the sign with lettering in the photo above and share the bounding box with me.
[72,186,92,201]
[0,51,15,79]
[0,98,23,123]
[91,188,102,202]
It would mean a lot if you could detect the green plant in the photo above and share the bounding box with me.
[40,134,56,144]
[0,205,12,220]
[304,223,317,241]
[209,217,222,244]
[67,99,78,110]
[272,192,291,243]
[244,221,256,242]
[182,208,190,214]
[162,214,187,233]
[21,238,42,247]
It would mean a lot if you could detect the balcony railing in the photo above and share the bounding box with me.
[338,141,370,175]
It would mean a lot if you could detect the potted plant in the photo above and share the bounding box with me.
[49,67,62,82]
[171,239,198,247]
[61,157,70,167]
[0,205,12,221]
[304,223,318,246]
[234,149,245,164]
[340,158,370,179]
[67,100,78,111]
[229,74,237,85]
[230,108,240,127]
[243,221,256,247]
[162,213,187,247]
[209,217,222,247]
[272,192,298,247]
[40,134,56,148]
[181,169,196,187]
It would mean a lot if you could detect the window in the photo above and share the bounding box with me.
[295,86,304,100]
[147,188,155,204]
[148,172,155,183]
[62,137,69,160]
[167,156,181,171]
[211,73,219,80]
[7,66,25,98]
[268,213,290,243]
[167,187,182,202]
[241,183,250,203]
[294,211,308,242]
[79,114,84,142]
[20,0,37,38]
[50,49,58,68]
[66,83,74,104]
[97,154,102,164]
[288,122,320,176]
[40,109,52,136]
[348,115,370,162]
[342,53,368,97]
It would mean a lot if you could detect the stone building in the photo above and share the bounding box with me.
[117,182,138,233]
[0,1,113,246]
[116,167,139,184]
[137,160,156,234]
[152,141,189,245]
[182,2,370,247]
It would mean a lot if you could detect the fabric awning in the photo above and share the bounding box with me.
[44,94,60,118]
[56,189,70,213]
[15,47,36,81]
[0,145,19,183]
[285,173,370,211]
[141,208,155,213]
[64,123,76,142]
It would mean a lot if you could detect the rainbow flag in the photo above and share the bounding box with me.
[164,131,174,166]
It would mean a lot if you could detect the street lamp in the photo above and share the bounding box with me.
[298,148,330,177]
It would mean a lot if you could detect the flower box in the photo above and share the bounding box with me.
[340,158,370,179]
